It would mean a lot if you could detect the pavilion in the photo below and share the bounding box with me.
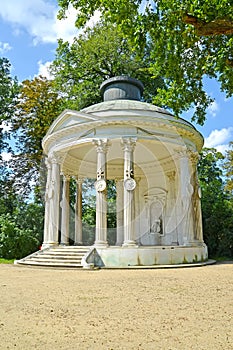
[17,76,208,267]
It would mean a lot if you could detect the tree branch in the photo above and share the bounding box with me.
[183,14,233,36]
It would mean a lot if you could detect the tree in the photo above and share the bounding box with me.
[58,0,233,124]
[225,141,233,194]
[0,57,19,156]
[50,22,165,110]
[10,76,64,196]
[198,148,233,258]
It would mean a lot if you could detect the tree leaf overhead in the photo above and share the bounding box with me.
[50,22,164,110]
[57,0,233,124]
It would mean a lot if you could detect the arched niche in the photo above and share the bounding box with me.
[140,188,167,245]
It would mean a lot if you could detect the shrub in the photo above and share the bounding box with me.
[0,215,39,259]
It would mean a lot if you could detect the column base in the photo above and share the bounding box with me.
[122,240,138,247]
[41,242,58,249]
[115,241,124,246]
[60,242,69,246]
[74,242,83,246]
[94,240,108,247]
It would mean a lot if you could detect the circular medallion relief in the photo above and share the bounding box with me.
[124,178,136,191]
[94,179,106,192]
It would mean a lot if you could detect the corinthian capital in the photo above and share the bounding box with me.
[92,138,110,153]
[121,137,137,152]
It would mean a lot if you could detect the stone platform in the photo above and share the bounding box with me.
[84,244,209,268]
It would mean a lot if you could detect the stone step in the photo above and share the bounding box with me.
[40,251,86,257]
[48,249,89,253]
[15,246,91,268]
[49,246,89,249]
[29,255,82,261]
[28,258,83,264]
[17,260,83,268]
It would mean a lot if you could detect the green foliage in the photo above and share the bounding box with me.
[225,141,233,193]
[10,76,64,196]
[58,0,233,124]
[0,215,39,259]
[198,148,233,258]
[13,202,44,244]
[50,22,165,110]
[0,175,44,259]
[0,57,19,154]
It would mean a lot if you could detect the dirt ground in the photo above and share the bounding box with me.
[0,262,232,350]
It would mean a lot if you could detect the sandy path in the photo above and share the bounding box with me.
[0,263,232,350]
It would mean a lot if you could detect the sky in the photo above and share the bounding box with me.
[0,0,232,160]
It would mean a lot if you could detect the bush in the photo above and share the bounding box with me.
[0,215,39,259]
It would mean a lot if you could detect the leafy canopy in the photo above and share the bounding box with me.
[225,142,233,193]
[50,22,165,110]
[58,0,233,124]
[0,57,19,155]
[198,148,233,257]
[10,76,64,196]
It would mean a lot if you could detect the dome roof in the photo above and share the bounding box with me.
[81,99,201,134]
[43,77,204,160]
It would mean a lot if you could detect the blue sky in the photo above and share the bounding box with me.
[0,0,232,160]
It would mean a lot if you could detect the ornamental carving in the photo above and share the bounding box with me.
[124,178,136,191]
[92,138,110,153]
[121,137,137,152]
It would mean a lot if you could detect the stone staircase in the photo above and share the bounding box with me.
[15,246,91,268]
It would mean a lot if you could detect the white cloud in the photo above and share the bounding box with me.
[214,144,231,154]
[207,100,219,117]
[0,122,11,132]
[1,152,12,161]
[204,127,233,153]
[0,0,79,44]
[0,42,12,54]
[37,60,53,79]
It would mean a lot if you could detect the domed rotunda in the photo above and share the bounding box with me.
[19,76,208,268]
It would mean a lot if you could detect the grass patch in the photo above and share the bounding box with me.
[211,256,233,262]
[0,258,15,264]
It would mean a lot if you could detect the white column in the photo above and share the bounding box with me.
[93,139,110,247]
[175,148,194,245]
[121,138,137,247]
[74,177,83,245]
[42,157,52,248]
[165,171,178,245]
[115,178,124,245]
[60,174,70,245]
[42,156,60,248]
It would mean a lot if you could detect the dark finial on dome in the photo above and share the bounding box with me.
[100,76,144,102]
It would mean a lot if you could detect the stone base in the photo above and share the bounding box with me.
[41,242,58,249]
[86,244,208,268]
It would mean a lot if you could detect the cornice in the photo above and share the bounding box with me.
[43,116,203,155]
